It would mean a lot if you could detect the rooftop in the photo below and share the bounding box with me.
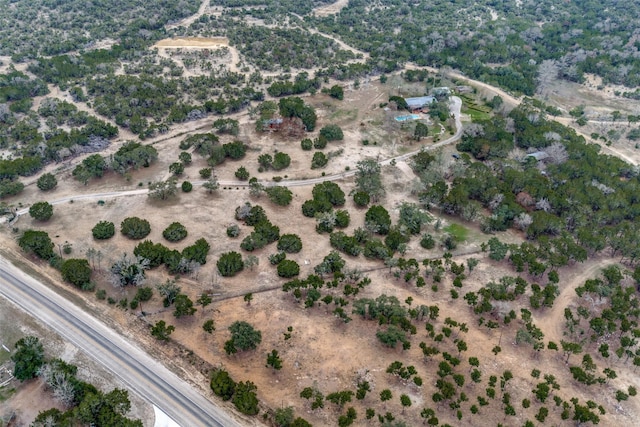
[404,96,435,109]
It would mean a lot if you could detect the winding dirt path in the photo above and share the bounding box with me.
[166,0,210,30]
[534,257,616,345]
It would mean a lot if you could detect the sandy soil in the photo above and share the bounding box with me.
[312,0,350,17]
[5,76,640,426]
[153,37,241,74]
[4,22,640,425]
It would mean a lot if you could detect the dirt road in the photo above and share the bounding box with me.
[7,97,462,220]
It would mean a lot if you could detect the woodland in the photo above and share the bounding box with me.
[2,1,640,427]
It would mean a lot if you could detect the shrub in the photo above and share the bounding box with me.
[210,369,236,401]
[133,240,169,268]
[36,173,57,191]
[235,166,250,180]
[199,168,212,178]
[0,179,24,198]
[313,136,327,149]
[265,186,293,206]
[217,251,244,276]
[169,162,184,175]
[301,138,313,150]
[227,321,262,352]
[181,181,193,192]
[18,230,55,260]
[162,222,188,242]
[365,205,391,235]
[269,252,286,265]
[353,191,370,207]
[29,201,53,221]
[227,224,240,238]
[277,234,302,253]
[335,210,350,228]
[223,141,246,159]
[272,152,291,170]
[182,238,210,264]
[121,217,151,239]
[277,260,300,278]
[92,221,115,239]
[311,152,328,169]
[420,234,435,249]
[319,124,344,141]
[61,258,92,288]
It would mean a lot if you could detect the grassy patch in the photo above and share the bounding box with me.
[328,108,357,122]
[462,105,491,121]
[0,386,17,403]
[443,223,468,242]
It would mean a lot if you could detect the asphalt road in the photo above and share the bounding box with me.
[10,96,463,219]
[0,255,241,427]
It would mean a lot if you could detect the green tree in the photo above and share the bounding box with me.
[162,222,188,242]
[272,152,291,170]
[277,260,300,278]
[173,294,196,318]
[353,191,370,207]
[380,389,392,403]
[169,162,184,176]
[18,229,55,260]
[61,258,92,289]
[217,251,244,277]
[277,234,303,253]
[29,201,53,221]
[133,240,169,268]
[182,238,210,265]
[225,321,262,354]
[12,336,45,381]
[197,293,212,312]
[328,85,344,100]
[210,369,236,400]
[92,221,115,239]
[37,173,57,191]
[266,349,283,371]
[319,124,344,141]
[355,159,384,202]
[200,168,212,178]
[311,152,328,169]
[150,320,175,341]
[400,394,412,413]
[265,186,293,206]
[414,122,429,140]
[233,381,260,415]
[120,217,151,239]
[148,178,178,200]
[235,166,250,180]
[181,181,193,192]
[376,325,409,349]
[203,319,215,333]
[0,179,24,198]
[365,205,391,235]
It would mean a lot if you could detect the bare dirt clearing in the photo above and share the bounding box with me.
[154,37,230,49]
[312,0,350,17]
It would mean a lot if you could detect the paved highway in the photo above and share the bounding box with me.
[0,255,242,427]
[9,96,462,219]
